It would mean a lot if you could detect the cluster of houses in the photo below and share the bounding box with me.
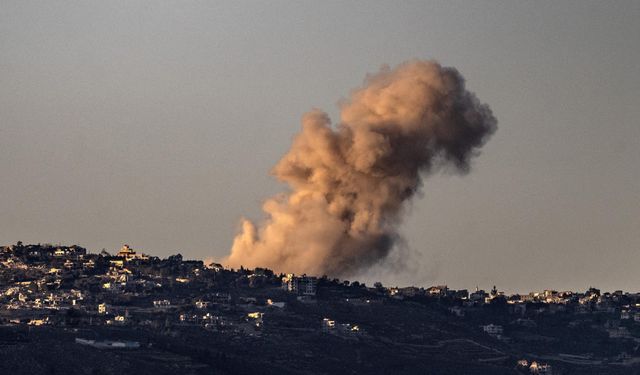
[388,284,640,323]
[390,284,640,308]
[0,243,324,336]
[2,241,640,372]
[321,317,363,337]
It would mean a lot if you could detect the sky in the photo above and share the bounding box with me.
[1,1,639,293]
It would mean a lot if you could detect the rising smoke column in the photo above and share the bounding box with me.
[223,60,497,277]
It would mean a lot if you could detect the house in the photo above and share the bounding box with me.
[322,318,361,336]
[153,299,171,308]
[529,361,553,374]
[399,286,421,297]
[205,262,224,272]
[28,318,48,326]
[266,299,285,308]
[247,312,264,328]
[427,285,448,297]
[482,324,503,338]
[470,288,487,303]
[608,326,631,339]
[322,318,336,332]
[210,293,231,304]
[116,244,148,262]
[338,323,361,335]
[543,290,558,300]
[195,300,209,309]
[454,289,469,299]
[620,309,631,320]
[513,318,536,328]
[109,259,124,268]
[449,306,464,317]
[520,294,535,303]
[98,303,108,314]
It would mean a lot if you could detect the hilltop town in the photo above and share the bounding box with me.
[1,242,640,375]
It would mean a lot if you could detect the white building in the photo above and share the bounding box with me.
[116,244,149,262]
[195,300,209,309]
[153,299,171,308]
[98,303,108,314]
[322,318,336,332]
[282,274,317,296]
[482,324,504,337]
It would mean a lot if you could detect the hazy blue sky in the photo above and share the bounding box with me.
[1,1,639,293]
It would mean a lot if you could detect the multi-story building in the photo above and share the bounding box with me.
[282,274,317,296]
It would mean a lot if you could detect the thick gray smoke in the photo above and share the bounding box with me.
[223,60,497,277]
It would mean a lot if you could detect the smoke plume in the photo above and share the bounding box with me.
[223,60,497,277]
